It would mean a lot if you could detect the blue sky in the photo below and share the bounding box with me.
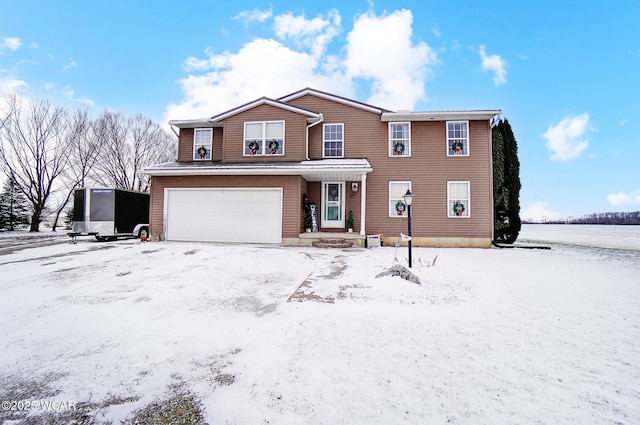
[1,0,639,221]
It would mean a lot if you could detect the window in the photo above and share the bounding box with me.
[244,121,284,156]
[323,123,343,157]
[389,181,412,217]
[389,122,411,157]
[193,128,212,160]
[448,181,470,217]
[447,121,469,156]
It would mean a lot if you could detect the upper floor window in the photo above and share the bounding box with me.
[244,121,284,156]
[389,122,411,157]
[389,181,412,217]
[447,181,470,217]
[323,123,344,157]
[193,128,212,160]
[447,121,469,156]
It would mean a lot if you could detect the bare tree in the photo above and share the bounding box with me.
[0,93,73,231]
[92,111,175,191]
[50,108,100,231]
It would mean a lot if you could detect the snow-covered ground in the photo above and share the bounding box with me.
[1,225,639,424]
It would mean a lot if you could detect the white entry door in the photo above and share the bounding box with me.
[321,182,344,228]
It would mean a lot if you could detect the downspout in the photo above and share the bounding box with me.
[169,124,179,138]
[305,113,324,160]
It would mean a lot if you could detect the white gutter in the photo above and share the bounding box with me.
[305,113,324,160]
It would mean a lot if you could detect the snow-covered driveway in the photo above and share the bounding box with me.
[1,228,639,424]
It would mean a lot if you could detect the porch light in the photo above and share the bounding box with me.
[403,189,414,268]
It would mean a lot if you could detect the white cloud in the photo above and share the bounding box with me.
[479,44,507,86]
[166,8,436,122]
[431,26,442,37]
[607,190,640,206]
[233,7,273,27]
[165,38,352,122]
[345,9,437,109]
[0,78,27,92]
[62,86,94,106]
[542,113,590,161]
[60,58,77,73]
[521,202,563,223]
[274,9,341,58]
[1,37,22,51]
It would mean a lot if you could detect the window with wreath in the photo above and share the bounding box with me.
[244,121,284,156]
[323,123,343,157]
[389,181,412,217]
[389,122,411,157]
[447,121,469,156]
[447,181,470,217]
[193,128,212,160]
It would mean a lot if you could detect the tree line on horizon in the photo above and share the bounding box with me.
[524,211,640,225]
[0,92,176,232]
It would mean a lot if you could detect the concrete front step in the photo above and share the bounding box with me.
[311,238,354,248]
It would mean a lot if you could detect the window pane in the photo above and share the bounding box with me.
[245,123,263,139]
[265,122,283,139]
[390,182,410,198]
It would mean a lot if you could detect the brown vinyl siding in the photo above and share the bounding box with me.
[149,175,304,239]
[286,94,492,239]
[177,128,193,162]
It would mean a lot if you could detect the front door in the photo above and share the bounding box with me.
[321,182,344,228]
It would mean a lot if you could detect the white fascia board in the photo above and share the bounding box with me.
[141,159,373,178]
[168,119,222,129]
[210,98,321,123]
[381,110,502,122]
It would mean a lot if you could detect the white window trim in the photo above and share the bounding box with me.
[447,181,471,218]
[243,120,285,156]
[446,120,470,157]
[193,128,213,161]
[388,122,411,157]
[322,123,344,158]
[389,181,412,218]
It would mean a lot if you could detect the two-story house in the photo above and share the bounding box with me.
[142,88,500,247]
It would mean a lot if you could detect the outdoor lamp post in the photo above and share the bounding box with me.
[403,189,414,268]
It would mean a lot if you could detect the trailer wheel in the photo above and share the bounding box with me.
[138,227,149,239]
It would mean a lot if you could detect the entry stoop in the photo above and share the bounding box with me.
[311,238,354,248]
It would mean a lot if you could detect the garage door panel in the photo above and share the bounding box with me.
[165,188,282,243]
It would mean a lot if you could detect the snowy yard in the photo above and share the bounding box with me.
[1,225,639,424]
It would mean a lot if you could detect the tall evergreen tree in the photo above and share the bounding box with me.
[493,119,521,243]
[0,177,31,230]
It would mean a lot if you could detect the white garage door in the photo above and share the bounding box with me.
[165,188,283,243]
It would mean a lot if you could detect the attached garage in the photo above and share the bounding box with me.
[164,188,283,243]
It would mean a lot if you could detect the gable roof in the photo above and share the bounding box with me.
[168,96,323,129]
[278,87,391,115]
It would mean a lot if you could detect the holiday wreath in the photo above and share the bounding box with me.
[453,200,465,216]
[196,145,208,159]
[395,200,406,215]
[268,139,280,154]
[450,140,464,155]
[248,140,260,155]
[393,142,405,156]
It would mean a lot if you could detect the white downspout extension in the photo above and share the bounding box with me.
[305,114,324,160]
[360,173,367,236]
